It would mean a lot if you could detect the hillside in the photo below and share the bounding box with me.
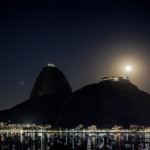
[0,65,150,127]
[0,79,150,127]
[60,79,150,127]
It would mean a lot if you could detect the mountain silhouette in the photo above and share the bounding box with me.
[30,64,72,98]
[0,64,72,126]
[60,79,150,127]
[0,66,150,128]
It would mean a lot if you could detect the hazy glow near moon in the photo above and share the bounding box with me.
[125,65,132,72]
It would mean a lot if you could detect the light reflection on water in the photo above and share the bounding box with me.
[0,132,150,150]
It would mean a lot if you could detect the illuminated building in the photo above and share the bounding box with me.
[102,76,129,81]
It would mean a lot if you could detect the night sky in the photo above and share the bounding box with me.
[1,1,150,110]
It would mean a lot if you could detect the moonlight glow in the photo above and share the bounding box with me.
[125,65,132,72]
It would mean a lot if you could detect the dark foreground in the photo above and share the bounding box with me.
[0,132,150,150]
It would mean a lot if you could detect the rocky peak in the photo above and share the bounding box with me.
[30,64,72,99]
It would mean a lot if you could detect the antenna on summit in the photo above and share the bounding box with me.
[47,63,55,67]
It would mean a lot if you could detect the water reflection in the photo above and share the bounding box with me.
[0,132,150,149]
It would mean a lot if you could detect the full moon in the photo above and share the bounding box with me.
[125,65,132,72]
